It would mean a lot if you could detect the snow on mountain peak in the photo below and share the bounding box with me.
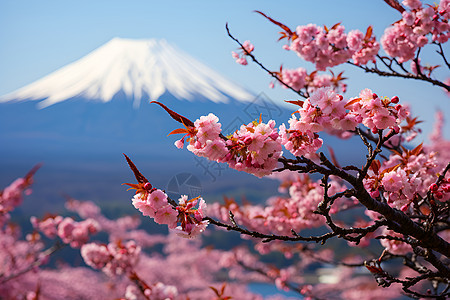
[0,38,254,109]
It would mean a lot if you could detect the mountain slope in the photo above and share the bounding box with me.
[0,38,254,108]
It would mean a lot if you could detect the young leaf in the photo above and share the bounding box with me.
[382,0,406,14]
[285,100,305,107]
[411,143,423,156]
[365,26,374,40]
[371,160,381,175]
[123,153,148,184]
[254,11,296,40]
[168,128,190,136]
[151,101,194,127]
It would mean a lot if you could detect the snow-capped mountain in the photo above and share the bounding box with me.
[0,38,254,108]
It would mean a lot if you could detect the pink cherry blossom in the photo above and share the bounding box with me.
[232,40,254,65]
[154,205,178,228]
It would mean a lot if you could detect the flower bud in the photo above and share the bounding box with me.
[144,182,152,191]
[430,183,438,192]
[370,190,380,198]
[390,96,399,104]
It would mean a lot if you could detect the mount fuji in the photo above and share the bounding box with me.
[0,38,254,108]
[0,38,287,214]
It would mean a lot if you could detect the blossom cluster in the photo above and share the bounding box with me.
[346,88,409,133]
[129,183,208,238]
[273,67,347,94]
[81,240,141,276]
[279,88,408,157]
[286,23,380,70]
[364,143,449,213]
[0,169,36,227]
[224,119,282,177]
[381,0,450,63]
[231,40,254,65]
[31,215,99,248]
[175,113,282,177]
[132,189,178,227]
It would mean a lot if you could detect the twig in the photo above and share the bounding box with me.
[226,23,308,98]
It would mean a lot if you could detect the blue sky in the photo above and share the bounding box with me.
[0,0,448,138]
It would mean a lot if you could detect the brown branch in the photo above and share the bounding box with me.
[346,60,450,92]
[435,42,450,70]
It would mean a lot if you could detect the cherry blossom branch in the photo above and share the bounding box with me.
[204,213,387,245]
[346,59,450,91]
[364,249,449,298]
[368,264,449,299]
[275,152,450,261]
[225,23,309,98]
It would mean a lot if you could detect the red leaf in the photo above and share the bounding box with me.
[209,286,220,297]
[277,33,287,41]
[254,11,295,38]
[411,143,423,156]
[168,128,189,136]
[309,70,318,79]
[220,283,226,294]
[371,160,381,175]
[365,26,374,40]
[365,264,383,274]
[330,22,342,30]
[380,163,402,176]
[151,101,194,127]
[285,100,305,107]
[383,0,406,13]
[123,153,148,184]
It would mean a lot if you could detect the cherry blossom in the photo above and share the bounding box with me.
[231,40,254,65]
